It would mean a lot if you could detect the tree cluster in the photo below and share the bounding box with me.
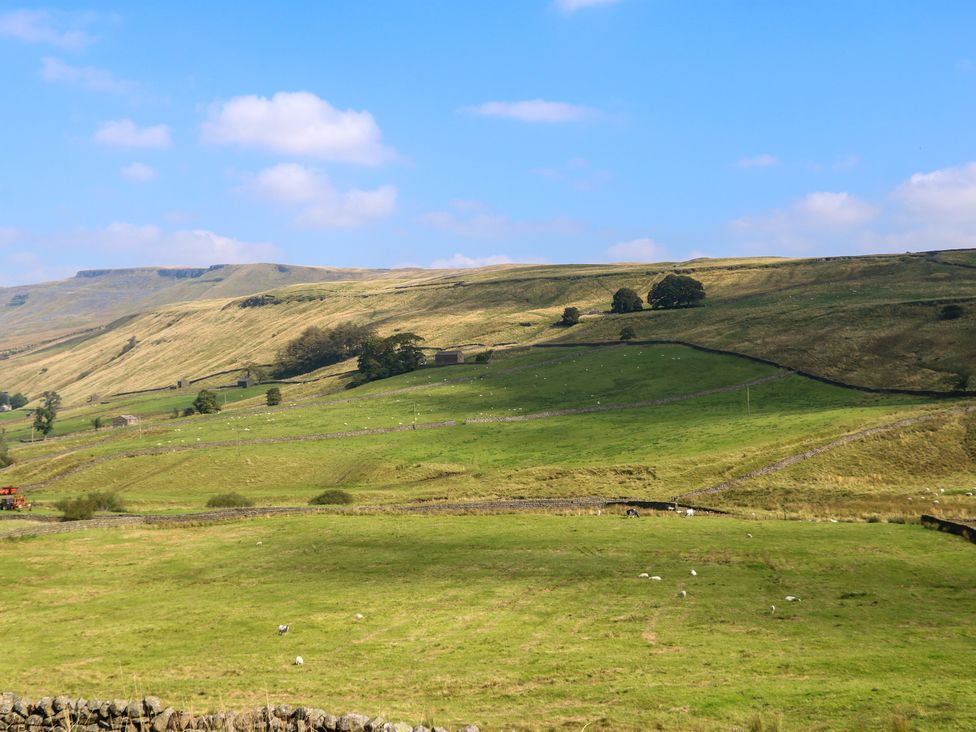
[0,392,28,409]
[274,323,375,377]
[610,274,706,314]
[559,307,581,326]
[351,333,426,387]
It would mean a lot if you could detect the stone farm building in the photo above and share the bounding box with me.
[112,415,140,427]
[434,350,465,366]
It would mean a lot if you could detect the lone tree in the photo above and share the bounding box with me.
[92,416,103,431]
[10,393,27,409]
[559,306,581,326]
[611,288,643,314]
[619,325,637,341]
[192,389,221,414]
[266,387,282,406]
[647,274,706,309]
[32,390,62,437]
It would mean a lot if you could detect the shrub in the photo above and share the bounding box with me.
[92,416,103,431]
[474,350,494,363]
[87,491,127,512]
[939,304,964,320]
[559,306,580,326]
[118,336,137,357]
[182,406,196,417]
[59,497,96,522]
[648,274,706,309]
[10,393,28,409]
[619,325,637,341]
[206,492,254,508]
[0,436,12,469]
[266,387,282,406]
[309,489,354,505]
[610,287,643,314]
[192,389,221,414]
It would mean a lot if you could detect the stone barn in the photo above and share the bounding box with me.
[434,350,465,366]
[112,415,139,427]
[237,376,255,388]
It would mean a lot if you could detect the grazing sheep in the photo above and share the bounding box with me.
[785,596,799,602]
[639,573,650,578]
[277,624,289,635]
[685,508,695,517]
[690,569,697,576]
[678,590,687,598]
[746,533,753,538]
[355,613,364,620]
[650,576,662,581]
[770,605,776,614]
[294,656,303,666]
[626,508,640,518]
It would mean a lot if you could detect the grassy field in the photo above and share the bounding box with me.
[3,251,976,406]
[1,514,974,731]
[5,345,970,516]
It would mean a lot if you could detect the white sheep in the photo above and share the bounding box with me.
[294,656,303,666]
[639,573,650,578]
[354,613,364,620]
[685,508,695,517]
[277,624,289,635]
[678,590,687,598]
[785,596,799,602]
[650,576,662,581]
[746,533,753,538]
[690,569,697,576]
[770,605,776,614]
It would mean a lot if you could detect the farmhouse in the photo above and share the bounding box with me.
[0,404,11,412]
[112,415,139,427]
[237,376,255,388]
[435,350,465,366]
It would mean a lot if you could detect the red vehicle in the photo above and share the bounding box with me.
[0,486,31,512]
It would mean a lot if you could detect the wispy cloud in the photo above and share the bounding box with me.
[202,91,396,165]
[93,119,172,149]
[421,200,584,239]
[244,163,396,228]
[0,9,91,49]
[737,153,780,169]
[430,253,519,269]
[606,237,667,262]
[93,223,278,266]
[461,99,595,123]
[554,0,624,14]
[40,57,134,93]
[121,163,157,183]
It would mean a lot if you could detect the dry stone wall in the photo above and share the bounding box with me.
[0,694,479,732]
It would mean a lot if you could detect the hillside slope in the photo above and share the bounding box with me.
[1,250,975,405]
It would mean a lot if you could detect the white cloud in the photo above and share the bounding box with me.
[121,162,157,183]
[201,91,395,165]
[461,99,594,123]
[40,57,133,93]
[894,162,976,227]
[533,158,612,191]
[96,223,277,265]
[430,253,516,269]
[0,9,90,49]
[93,119,172,149]
[245,163,396,228]
[420,201,584,239]
[791,192,878,228]
[554,0,623,13]
[606,237,668,262]
[737,153,780,169]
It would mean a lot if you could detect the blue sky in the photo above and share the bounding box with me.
[1,0,976,285]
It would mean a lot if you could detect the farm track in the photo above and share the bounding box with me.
[19,371,790,491]
[677,404,976,500]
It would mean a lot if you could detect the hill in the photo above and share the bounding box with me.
[1,250,975,408]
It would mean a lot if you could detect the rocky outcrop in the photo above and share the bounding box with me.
[0,694,476,732]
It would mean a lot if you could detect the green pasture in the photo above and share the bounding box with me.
[1,514,974,731]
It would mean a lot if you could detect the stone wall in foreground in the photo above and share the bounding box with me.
[0,694,478,732]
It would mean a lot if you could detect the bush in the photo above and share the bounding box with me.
[939,304,964,320]
[0,436,13,469]
[266,387,282,406]
[474,350,494,363]
[611,288,643,314]
[182,406,196,417]
[619,325,637,341]
[206,492,254,508]
[92,416,103,431]
[87,491,127,512]
[309,489,354,505]
[648,274,706,309]
[59,497,96,522]
[10,393,27,409]
[559,306,580,326]
[192,389,221,414]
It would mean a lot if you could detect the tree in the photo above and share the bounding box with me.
[191,389,221,414]
[274,322,375,377]
[619,325,636,341]
[939,304,964,321]
[0,431,12,469]
[32,391,61,437]
[611,288,643,314]
[559,307,581,326]
[10,393,27,409]
[92,416,103,431]
[243,362,267,382]
[352,333,426,386]
[0,392,9,407]
[266,387,282,406]
[647,274,706,309]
